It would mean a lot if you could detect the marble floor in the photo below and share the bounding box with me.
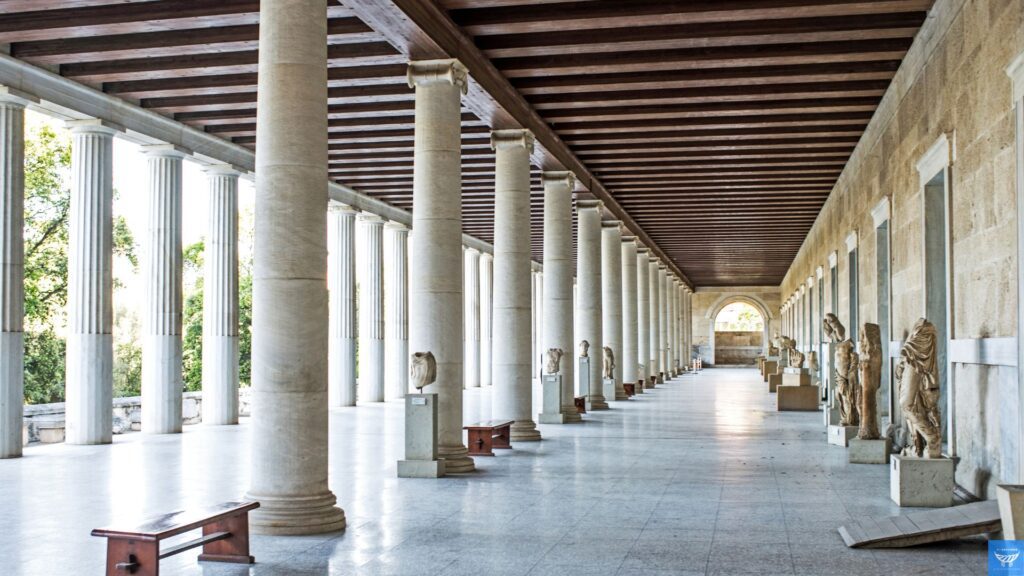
[0,368,986,575]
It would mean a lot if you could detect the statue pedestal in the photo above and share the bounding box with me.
[768,373,783,392]
[827,424,859,447]
[782,371,810,386]
[578,357,590,398]
[826,407,842,427]
[849,438,891,464]
[397,394,445,478]
[762,360,777,382]
[538,374,565,424]
[997,485,1024,538]
[777,385,819,411]
[890,455,954,507]
[604,377,624,401]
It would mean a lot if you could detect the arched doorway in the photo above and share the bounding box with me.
[711,301,765,367]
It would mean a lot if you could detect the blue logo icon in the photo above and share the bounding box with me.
[990,541,1024,575]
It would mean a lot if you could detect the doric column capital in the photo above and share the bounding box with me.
[141,143,191,159]
[407,59,469,94]
[328,202,357,214]
[65,118,123,136]
[0,86,38,108]
[577,198,603,212]
[601,219,622,231]
[464,245,480,255]
[491,129,534,153]
[204,163,245,177]
[384,220,409,233]
[541,170,575,191]
[358,211,385,225]
[621,235,637,245]
[636,244,649,255]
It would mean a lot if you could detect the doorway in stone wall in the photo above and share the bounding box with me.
[713,302,765,367]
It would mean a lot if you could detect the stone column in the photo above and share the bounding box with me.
[647,257,660,386]
[463,247,480,389]
[384,222,409,401]
[65,120,118,445]
[636,247,649,389]
[620,237,639,394]
[408,59,474,473]
[491,129,540,440]
[246,0,345,534]
[479,252,493,387]
[359,214,385,402]
[141,145,185,434]
[658,265,668,381]
[328,204,357,406]
[533,268,544,382]
[542,171,580,420]
[577,199,608,409]
[601,221,625,400]
[0,90,33,458]
[202,165,240,425]
[668,278,677,375]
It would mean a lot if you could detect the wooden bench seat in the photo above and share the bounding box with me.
[464,420,513,456]
[623,382,636,396]
[574,396,586,414]
[92,500,259,576]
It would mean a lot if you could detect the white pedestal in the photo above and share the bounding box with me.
[782,372,810,386]
[997,484,1024,539]
[397,393,445,478]
[578,357,590,397]
[826,407,842,427]
[777,385,819,411]
[890,455,954,507]
[762,360,777,381]
[539,374,566,424]
[849,438,891,464]
[603,377,618,402]
[827,425,859,447]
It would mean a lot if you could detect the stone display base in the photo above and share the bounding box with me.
[776,385,819,411]
[826,407,841,427]
[539,374,565,424]
[782,372,810,386]
[997,484,1024,538]
[827,424,859,447]
[397,394,445,479]
[762,361,777,382]
[890,455,954,507]
[768,373,783,392]
[849,438,891,464]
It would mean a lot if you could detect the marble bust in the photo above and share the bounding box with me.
[579,340,590,358]
[409,351,436,390]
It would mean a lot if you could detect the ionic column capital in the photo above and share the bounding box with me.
[407,59,469,94]
[491,129,534,153]
[541,170,575,191]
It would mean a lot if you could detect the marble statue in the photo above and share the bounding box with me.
[857,323,883,440]
[545,348,563,374]
[823,313,846,342]
[410,351,436,390]
[824,314,859,426]
[602,346,615,379]
[896,318,942,459]
[789,347,805,369]
[808,351,819,374]
[579,339,590,358]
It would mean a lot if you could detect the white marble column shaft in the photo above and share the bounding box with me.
[668,279,677,375]
[636,248,649,388]
[479,252,493,387]
[328,204,357,406]
[577,200,607,409]
[601,222,625,400]
[384,222,409,401]
[359,214,385,402]
[620,238,638,392]
[463,247,480,388]
[647,258,660,386]
[534,269,543,381]
[542,172,580,420]
[246,0,345,534]
[202,166,240,425]
[65,121,116,445]
[658,266,668,379]
[491,129,540,440]
[408,59,474,473]
[0,96,29,458]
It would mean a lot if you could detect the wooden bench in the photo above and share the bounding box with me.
[464,420,513,456]
[623,382,636,396]
[574,396,587,414]
[92,501,259,576]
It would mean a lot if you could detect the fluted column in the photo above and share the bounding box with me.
[65,120,118,445]
[542,172,580,420]
[202,165,240,425]
[479,252,493,387]
[385,222,409,401]
[534,268,544,382]
[408,59,474,473]
[647,257,660,387]
[636,247,649,390]
[359,214,385,402]
[328,204,357,406]
[0,90,33,458]
[601,221,625,400]
[463,247,480,389]
[577,199,607,409]
[620,237,638,394]
[658,266,668,380]
[668,278,677,375]
[246,0,345,534]
[491,129,540,440]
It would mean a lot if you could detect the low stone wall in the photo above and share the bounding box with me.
[713,331,763,365]
[22,388,252,445]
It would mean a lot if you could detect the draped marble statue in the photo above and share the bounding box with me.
[824,313,859,426]
[896,318,942,458]
[602,346,615,379]
[410,351,437,390]
[808,351,819,374]
[545,348,563,374]
[578,340,590,358]
[857,323,883,440]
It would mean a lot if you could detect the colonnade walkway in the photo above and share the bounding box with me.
[0,369,986,575]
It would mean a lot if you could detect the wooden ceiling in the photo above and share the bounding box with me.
[0,0,933,286]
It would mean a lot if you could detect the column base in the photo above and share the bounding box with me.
[538,413,567,424]
[398,459,446,478]
[559,404,583,423]
[587,396,609,410]
[246,491,346,535]
[439,445,475,473]
[511,420,541,441]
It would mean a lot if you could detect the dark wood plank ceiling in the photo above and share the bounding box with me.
[0,0,934,286]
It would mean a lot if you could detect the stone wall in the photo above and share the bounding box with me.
[690,286,780,365]
[713,331,763,365]
[779,0,1024,498]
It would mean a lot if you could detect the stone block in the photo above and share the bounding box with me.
[397,459,446,479]
[782,372,811,386]
[762,361,777,381]
[890,455,954,507]
[398,393,445,478]
[997,484,1024,539]
[849,438,891,464]
[827,425,859,447]
[777,385,819,411]
[826,407,842,427]
[768,373,783,392]
[538,374,565,424]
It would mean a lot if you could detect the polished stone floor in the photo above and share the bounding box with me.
[0,368,986,575]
